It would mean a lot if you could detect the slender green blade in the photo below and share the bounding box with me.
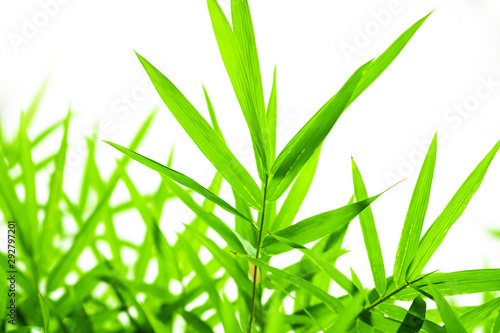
[236,253,344,313]
[105,141,251,222]
[18,112,38,256]
[267,62,369,201]
[408,139,500,279]
[39,112,70,266]
[394,134,437,287]
[266,66,277,160]
[346,12,432,108]
[352,158,386,295]
[207,0,269,178]
[459,297,500,332]
[202,85,225,141]
[231,0,269,161]
[396,269,500,300]
[25,74,50,127]
[271,146,320,231]
[178,236,241,333]
[427,285,467,333]
[135,52,263,209]
[397,296,426,333]
[268,233,356,296]
[163,176,251,255]
[262,182,398,255]
[326,293,365,332]
[186,226,253,297]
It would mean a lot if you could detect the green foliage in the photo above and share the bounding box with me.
[1,1,500,332]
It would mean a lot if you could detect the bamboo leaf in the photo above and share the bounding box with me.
[394,134,437,287]
[178,235,241,332]
[262,182,399,255]
[268,232,356,296]
[267,12,432,201]
[396,269,500,300]
[105,141,251,222]
[427,284,467,333]
[236,253,345,313]
[267,62,369,201]
[408,139,500,279]
[459,297,500,332]
[397,296,426,333]
[271,146,321,231]
[207,0,269,178]
[135,52,263,209]
[352,157,386,295]
[162,176,252,255]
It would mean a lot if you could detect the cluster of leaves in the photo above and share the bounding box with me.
[1,0,500,332]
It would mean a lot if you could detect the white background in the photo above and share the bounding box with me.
[1,0,499,306]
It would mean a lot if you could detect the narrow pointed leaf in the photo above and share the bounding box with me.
[135,52,263,209]
[459,297,500,332]
[105,141,251,222]
[267,62,369,201]
[427,285,467,333]
[236,253,344,313]
[207,0,268,177]
[271,146,320,231]
[269,232,356,296]
[262,182,398,255]
[394,134,437,286]
[352,158,386,295]
[397,296,426,333]
[408,139,500,279]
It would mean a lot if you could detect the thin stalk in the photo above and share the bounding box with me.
[248,174,269,333]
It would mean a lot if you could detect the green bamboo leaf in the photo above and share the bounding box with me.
[326,293,365,332]
[118,165,181,282]
[203,85,225,141]
[268,232,356,296]
[408,139,500,280]
[459,297,500,332]
[352,158,386,295]
[267,12,432,202]
[178,235,241,333]
[397,296,426,333]
[427,284,467,333]
[25,74,50,128]
[207,0,268,178]
[39,112,70,265]
[266,66,277,160]
[236,253,344,313]
[18,112,38,256]
[346,12,432,108]
[231,0,269,159]
[181,310,214,333]
[105,141,252,222]
[262,182,399,255]
[377,303,446,333]
[31,117,65,147]
[47,115,155,292]
[135,52,263,209]
[267,62,369,201]
[271,146,321,231]
[396,269,500,300]
[162,176,252,255]
[394,134,437,287]
[38,293,50,333]
[186,225,253,297]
